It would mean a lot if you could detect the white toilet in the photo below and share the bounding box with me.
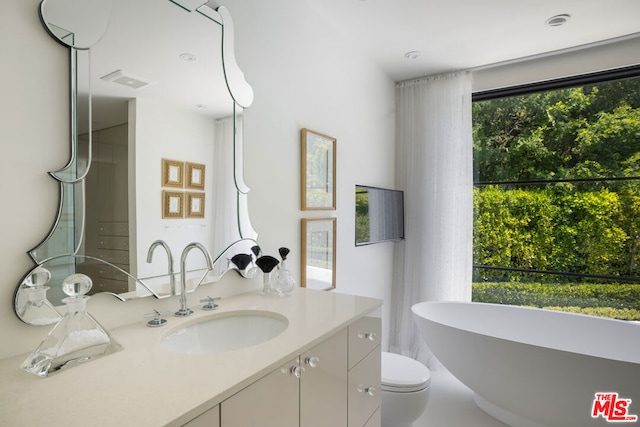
[381,351,431,427]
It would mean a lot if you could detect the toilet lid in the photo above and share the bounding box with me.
[381,352,431,392]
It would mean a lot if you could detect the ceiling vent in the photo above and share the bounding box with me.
[100,70,150,89]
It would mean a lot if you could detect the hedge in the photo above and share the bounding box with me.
[472,282,640,320]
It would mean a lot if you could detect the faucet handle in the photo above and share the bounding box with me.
[144,309,170,327]
[200,296,221,311]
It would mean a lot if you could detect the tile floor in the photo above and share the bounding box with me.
[413,367,508,427]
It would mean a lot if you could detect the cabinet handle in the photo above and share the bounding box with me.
[304,356,320,368]
[357,385,376,396]
[290,365,305,379]
[358,332,377,342]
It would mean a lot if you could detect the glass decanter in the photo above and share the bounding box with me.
[274,247,295,296]
[274,260,296,296]
[20,273,122,377]
[17,266,61,326]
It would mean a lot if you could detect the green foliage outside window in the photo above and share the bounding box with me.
[472,76,640,320]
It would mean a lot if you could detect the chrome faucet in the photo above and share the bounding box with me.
[176,242,214,317]
[146,240,176,295]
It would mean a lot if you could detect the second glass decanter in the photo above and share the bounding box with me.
[274,247,296,296]
[17,266,61,326]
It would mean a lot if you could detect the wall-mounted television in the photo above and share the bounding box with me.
[355,185,405,246]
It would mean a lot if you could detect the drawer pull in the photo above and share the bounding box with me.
[357,385,376,397]
[290,365,305,379]
[358,332,377,342]
[304,356,320,368]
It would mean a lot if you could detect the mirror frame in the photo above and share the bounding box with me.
[15,0,258,324]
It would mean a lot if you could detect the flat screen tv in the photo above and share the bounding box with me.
[355,185,405,246]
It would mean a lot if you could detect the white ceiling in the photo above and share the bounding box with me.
[304,0,640,82]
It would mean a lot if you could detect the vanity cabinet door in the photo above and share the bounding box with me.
[300,328,348,427]
[363,408,381,427]
[182,405,219,427]
[220,358,300,427]
[348,349,381,427]
[348,317,381,427]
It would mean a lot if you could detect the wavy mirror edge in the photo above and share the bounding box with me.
[15,238,260,325]
[15,0,258,325]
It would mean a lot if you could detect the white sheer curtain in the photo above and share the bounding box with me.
[389,71,473,367]
[212,116,239,255]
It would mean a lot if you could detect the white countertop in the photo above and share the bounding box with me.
[0,288,381,427]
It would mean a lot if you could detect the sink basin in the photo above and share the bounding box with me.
[161,311,288,354]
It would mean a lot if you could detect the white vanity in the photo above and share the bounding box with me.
[0,288,382,426]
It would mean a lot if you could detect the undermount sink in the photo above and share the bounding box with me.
[161,311,288,355]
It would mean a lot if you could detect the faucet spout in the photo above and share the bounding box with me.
[176,242,214,317]
[146,240,176,295]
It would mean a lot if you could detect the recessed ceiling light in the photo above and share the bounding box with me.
[404,51,421,60]
[546,14,571,27]
[180,53,197,61]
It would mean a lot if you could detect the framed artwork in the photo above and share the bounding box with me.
[162,158,184,188]
[162,190,184,218]
[301,128,336,210]
[186,192,205,218]
[186,162,206,190]
[301,218,336,291]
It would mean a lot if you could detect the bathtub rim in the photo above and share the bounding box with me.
[411,300,640,365]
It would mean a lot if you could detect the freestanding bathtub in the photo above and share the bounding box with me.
[412,301,640,427]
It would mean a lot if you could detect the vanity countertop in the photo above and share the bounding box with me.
[0,288,382,426]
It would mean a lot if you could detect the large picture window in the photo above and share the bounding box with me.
[472,66,640,320]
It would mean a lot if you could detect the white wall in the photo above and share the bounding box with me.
[0,0,395,360]
[222,0,397,349]
[2,0,637,361]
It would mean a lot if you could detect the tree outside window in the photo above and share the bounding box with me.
[472,73,640,320]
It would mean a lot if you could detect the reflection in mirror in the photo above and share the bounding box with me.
[16,0,258,324]
[15,238,262,323]
[301,218,336,291]
[40,0,113,49]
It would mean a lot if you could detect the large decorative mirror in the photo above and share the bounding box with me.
[14,0,259,324]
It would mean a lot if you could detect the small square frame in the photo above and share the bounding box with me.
[162,190,184,218]
[186,162,206,190]
[186,192,205,218]
[162,158,184,188]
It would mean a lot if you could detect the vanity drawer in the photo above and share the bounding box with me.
[348,348,381,427]
[98,221,129,236]
[97,235,129,250]
[96,249,129,265]
[348,317,381,369]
